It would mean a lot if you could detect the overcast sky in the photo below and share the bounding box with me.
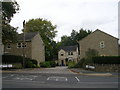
[10,0,119,42]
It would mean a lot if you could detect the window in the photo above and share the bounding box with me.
[22,43,26,48]
[71,52,73,55]
[17,43,21,48]
[17,43,27,48]
[68,52,73,55]
[61,53,64,56]
[100,41,105,48]
[68,52,71,55]
[7,44,11,49]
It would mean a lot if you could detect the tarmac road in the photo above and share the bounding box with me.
[2,67,119,88]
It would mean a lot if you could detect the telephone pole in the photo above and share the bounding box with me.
[23,20,25,68]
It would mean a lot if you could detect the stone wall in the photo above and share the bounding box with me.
[78,30,119,60]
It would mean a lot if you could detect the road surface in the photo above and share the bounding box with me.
[2,67,119,88]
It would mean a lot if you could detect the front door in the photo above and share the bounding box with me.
[61,60,64,66]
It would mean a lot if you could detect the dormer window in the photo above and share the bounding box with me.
[100,41,105,48]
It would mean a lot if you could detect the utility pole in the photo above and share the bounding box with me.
[23,20,25,68]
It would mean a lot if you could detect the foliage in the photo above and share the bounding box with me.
[57,28,92,47]
[2,24,18,44]
[93,56,120,64]
[12,63,22,69]
[40,61,51,68]
[74,58,86,68]
[85,48,99,64]
[49,61,56,67]
[67,61,76,68]
[2,1,19,44]
[2,1,19,23]
[25,61,34,68]
[24,18,57,61]
[2,55,38,68]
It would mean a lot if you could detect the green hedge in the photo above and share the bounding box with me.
[93,56,120,64]
[40,61,51,68]
[2,55,38,68]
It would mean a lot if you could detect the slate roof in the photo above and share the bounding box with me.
[18,32,38,41]
[59,45,78,52]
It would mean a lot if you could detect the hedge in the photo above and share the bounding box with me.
[92,56,120,64]
[2,55,38,68]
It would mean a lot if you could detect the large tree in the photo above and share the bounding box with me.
[57,29,92,47]
[2,1,19,44]
[25,18,57,61]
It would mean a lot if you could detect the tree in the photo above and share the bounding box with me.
[75,28,92,41]
[24,18,57,61]
[57,28,92,47]
[2,1,19,44]
[2,1,19,24]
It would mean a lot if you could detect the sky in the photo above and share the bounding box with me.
[10,0,119,42]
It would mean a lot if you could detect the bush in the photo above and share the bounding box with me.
[2,55,38,68]
[12,63,22,69]
[40,61,51,68]
[49,61,56,67]
[26,61,34,68]
[93,56,120,64]
[74,58,86,68]
[68,61,76,68]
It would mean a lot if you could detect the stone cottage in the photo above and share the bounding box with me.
[78,29,119,60]
[58,45,79,66]
[4,32,45,65]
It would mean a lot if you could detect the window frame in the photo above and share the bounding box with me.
[100,41,105,48]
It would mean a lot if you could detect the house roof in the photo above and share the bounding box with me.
[78,29,119,42]
[18,32,38,41]
[59,45,78,52]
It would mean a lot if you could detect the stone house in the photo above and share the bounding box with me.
[58,45,79,66]
[4,32,45,65]
[78,30,119,60]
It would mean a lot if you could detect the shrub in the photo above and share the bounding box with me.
[12,63,22,69]
[74,58,86,68]
[26,61,34,68]
[40,62,51,68]
[2,55,38,68]
[68,61,76,68]
[49,61,56,67]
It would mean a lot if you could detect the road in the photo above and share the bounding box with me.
[2,67,119,88]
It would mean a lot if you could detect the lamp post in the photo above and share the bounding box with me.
[23,20,25,68]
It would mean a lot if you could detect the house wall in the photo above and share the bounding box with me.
[58,49,78,65]
[31,33,45,65]
[5,42,32,58]
[78,30,119,60]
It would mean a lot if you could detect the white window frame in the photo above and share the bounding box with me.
[17,43,21,48]
[17,43,27,48]
[100,41,105,48]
